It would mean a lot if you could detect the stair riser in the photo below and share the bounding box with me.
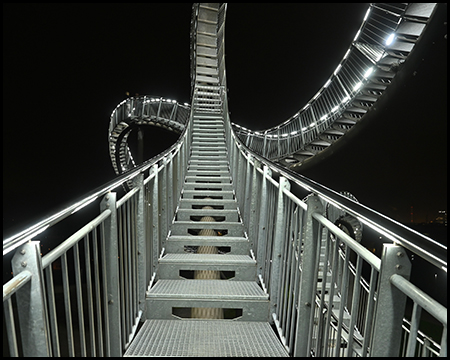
[182,183,234,192]
[171,222,244,237]
[158,262,256,281]
[191,151,227,157]
[165,239,249,255]
[176,209,239,222]
[185,175,231,182]
[187,166,229,172]
[182,190,234,200]
[178,199,238,210]
[146,298,269,322]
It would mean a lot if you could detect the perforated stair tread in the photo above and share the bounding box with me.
[160,253,255,264]
[125,319,288,357]
[147,280,268,300]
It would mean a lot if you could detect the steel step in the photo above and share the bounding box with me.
[124,319,289,357]
[158,254,256,281]
[170,220,244,237]
[181,191,234,202]
[171,221,244,237]
[187,165,229,172]
[182,184,234,194]
[146,280,269,321]
[178,198,238,210]
[176,208,238,222]
[185,175,231,183]
[165,235,249,255]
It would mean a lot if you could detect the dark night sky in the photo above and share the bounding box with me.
[3,3,447,238]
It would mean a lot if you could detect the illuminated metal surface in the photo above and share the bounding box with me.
[231,3,439,169]
[3,3,447,358]
[108,95,190,181]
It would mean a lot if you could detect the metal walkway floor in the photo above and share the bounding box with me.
[125,113,288,356]
[125,320,288,357]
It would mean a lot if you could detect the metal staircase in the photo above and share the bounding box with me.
[124,113,288,356]
[3,3,447,358]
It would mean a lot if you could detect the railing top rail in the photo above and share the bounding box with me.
[228,123,447,272]
[3,116,190,256]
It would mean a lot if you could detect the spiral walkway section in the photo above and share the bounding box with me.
[232,3,439,170]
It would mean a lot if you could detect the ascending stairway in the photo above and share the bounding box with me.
[125,114,288,356]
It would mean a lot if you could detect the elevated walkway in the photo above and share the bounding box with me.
[125,113,289,356]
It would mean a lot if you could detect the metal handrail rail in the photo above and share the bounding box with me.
[3,112,191,256]
[230,3,439,162]
[227,117,447,272]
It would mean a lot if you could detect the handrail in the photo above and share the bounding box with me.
[3,112,190,256]
[230,3,440,164]
[228,122,447,272]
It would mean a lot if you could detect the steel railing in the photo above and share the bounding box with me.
[223,92,447,356]
[108,95,191,178]
[224,107,447,356]
[3,109,193,356]
[3,3,447,358]
[230,3,439,164]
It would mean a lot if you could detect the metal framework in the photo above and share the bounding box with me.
[231,3,439,169]
[3,3,447,357]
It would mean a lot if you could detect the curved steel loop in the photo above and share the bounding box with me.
[230,3,439,168]
[108,95,190,177]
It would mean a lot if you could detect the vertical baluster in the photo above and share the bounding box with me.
[347,255,363,356]
[61,252,75,356]
[100,222,111,356]
[270,177,290,318]
[84,234,96,356]
[92,229,104,356]
[45,265,60,356]
[73,242,87,356]
[4,298,19,356]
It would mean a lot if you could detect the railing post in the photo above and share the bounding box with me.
[151,164,160,275]
[166,153,174,225]
[100,192,122,356]
[256,165,271,281]
[159,158,168,248]
[248,158,261,253]
[294,194,324,357]
[371,244,411,357]
[243,153,253,232]
[132,174,147,315]
[270,176,291,317]
[11,241,50,356]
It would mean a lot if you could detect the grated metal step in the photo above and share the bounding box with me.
[124,319,289,357]
[148,279,266,299]
[146,280,269,321]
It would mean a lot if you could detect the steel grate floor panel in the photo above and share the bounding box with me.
[148,280,268,299]
[160,253,253,264]
[124,319,289,357]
